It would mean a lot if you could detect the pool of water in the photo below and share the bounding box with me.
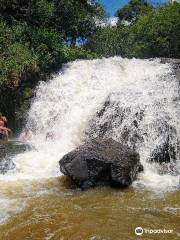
[0,177,179,240]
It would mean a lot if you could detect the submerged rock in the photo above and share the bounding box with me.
[0,144,15,174]
[59,138,143,190]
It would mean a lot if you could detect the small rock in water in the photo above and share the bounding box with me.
[0,145,15,174]
[59,138,143,190]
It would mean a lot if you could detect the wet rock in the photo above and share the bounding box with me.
[0,157,15,174]
[150,124,179,164]
[148,121,180,177]
[59,138,143,190]
[160,58,180,65]
[0,145,15,174]
[150,141,176,164]
[88,93,179,166]
[86,93,145,150]
[0,145,6,159]
[158,162,179,176]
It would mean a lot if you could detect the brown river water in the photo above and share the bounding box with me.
[0,177,179,240]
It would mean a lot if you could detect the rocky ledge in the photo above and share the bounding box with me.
[59,138,143,190]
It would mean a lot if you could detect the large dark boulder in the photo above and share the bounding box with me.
[59,138,143,190]
[0,144,15,174]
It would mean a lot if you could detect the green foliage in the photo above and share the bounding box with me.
[88,2,180,59]
[128,2,180,58]
[0,0,102,87]
[0,0,104,44]
[0,0,102,126]
[52,0,104,45]
[0,42,37,86]
[0,22,96,88]
[0,0,55,26]
[87,26,128,57]
[62,45,97,61]
[116,0,153,23]
[0,23,36,87]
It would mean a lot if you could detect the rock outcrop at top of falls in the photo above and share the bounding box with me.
[59,138,143,190]
[85,92,145,149]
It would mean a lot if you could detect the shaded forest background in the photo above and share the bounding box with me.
[0,0,179,132]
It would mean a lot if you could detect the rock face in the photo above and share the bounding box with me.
[59,139,143,190]
[86,92,179,165]
[149,124,179,164]
[150,138,177,164]
[85,93,145,150]
[158,162,179,176]
[0,145,15,174]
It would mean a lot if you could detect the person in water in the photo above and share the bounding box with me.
[0,112,11,140]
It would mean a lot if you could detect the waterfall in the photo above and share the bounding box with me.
[3,57,180,190]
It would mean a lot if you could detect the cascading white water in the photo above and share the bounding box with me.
[2,57,180,190]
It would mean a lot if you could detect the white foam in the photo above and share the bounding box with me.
[0,196,26,224]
